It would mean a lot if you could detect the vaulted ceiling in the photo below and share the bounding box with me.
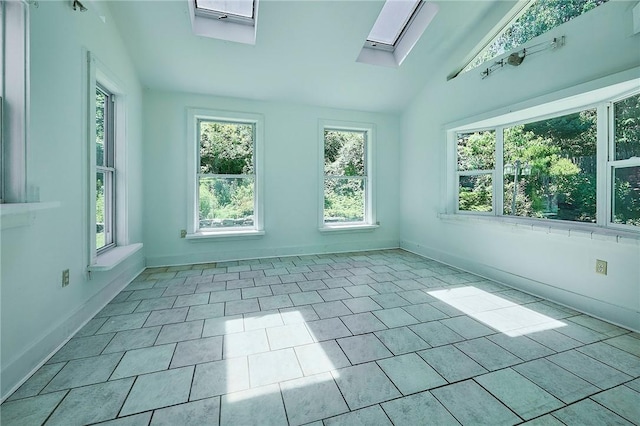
[107,1,517,113]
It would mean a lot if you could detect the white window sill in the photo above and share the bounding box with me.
[0,202,61,229]
[319,224,379,234]
[439,213,640,245]
[186,229,266,240]
[88,243,143,272]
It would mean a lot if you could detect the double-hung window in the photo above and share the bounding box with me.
[321,123,375,228]
[449,85,639,233]
[187,110,264,237]
[95,84,115,252]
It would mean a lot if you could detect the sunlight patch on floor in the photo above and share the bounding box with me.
[428,286,566,337]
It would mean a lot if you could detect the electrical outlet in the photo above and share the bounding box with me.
[595,259,607,275]
[62,269,70,287]
[180,229,187,238]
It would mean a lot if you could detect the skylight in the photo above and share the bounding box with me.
[367,0,422,48]
[195,0,254,21]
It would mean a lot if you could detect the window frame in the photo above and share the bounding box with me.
[319,120,376,231]
[186,109,264,238]
[187,0,259,45]
[1,0,30,204]
[95,83,116,254]
[447,81,640,235]
[194,0,255,25]
[86,51,130,265]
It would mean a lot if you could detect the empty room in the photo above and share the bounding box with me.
[1,0,639,424]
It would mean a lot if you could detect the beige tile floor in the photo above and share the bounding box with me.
[1,249,639,425]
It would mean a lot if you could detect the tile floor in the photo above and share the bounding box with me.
[2,249,639,425]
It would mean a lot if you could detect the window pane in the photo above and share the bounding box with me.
[457,130,495,171]
[613,166,640,227]
[459,174,493,212]
[196,0,254,17]
[96,88,106,167]
[614,93,640,161]
[199,177,254,228]
[324,178,365,223]
[96,171,106,249]
[200,121,254,175]
[324,130,365,176]
[367,0,420,45]
[463,0,609,73]
[503,110,597,221]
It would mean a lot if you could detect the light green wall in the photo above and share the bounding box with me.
[399,1,640,330]
[0,1,144,398]
[143,90,401,266]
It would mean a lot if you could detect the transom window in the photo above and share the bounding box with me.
[452,89,639,232]
[455,0,609,77]
[322,127,372,226]
[95,84,115,252]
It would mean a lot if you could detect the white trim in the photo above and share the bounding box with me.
[318,119,376,230]
[185,229,265,240]
[186,108,264,236]
[357,1,439,68]
[319,224,379,233]
[88,243,143,272]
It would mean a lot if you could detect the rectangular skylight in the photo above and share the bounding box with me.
[367,0,422,47]
[195,0,254,19]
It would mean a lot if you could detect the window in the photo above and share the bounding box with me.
[187,110,263,237]
[450,87,640,232]
[95,84,115,252]
[1,0,30,203]
[357,0,438,67]
[321,125,375,228]
[366,0,421,51]
[454,0,609,77]
[610,93,640,227]
[188,0,258,44]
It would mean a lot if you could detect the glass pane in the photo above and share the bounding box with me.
[463,0,609,73]
[199,177,255,229]
[367,0,420,45]
[96,88,106,167]
[459,174,493,212]
[324,178,365,223]
[612,166,640,227]
[614,93,640,161]
[200,121,254,175]
[324,130,365,176]
[457,130,495,171]
[503,110,597,221]
[96,171,105,249]
[196,0,253,17]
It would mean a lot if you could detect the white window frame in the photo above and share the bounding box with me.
[1,0,30,204]
[186,108,264,239]
[319,120,377,232]
[187,0,259,45]
[86,51,130,267]
[446,78,640,235]
[95,83,116,254]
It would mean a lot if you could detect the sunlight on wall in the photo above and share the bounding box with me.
[225,310,339,402]
[428,286,566,337]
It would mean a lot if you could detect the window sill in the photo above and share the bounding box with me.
[88,243,143,272]
[439,213,639,245]
[0,202,61,229]
[319,224,379,234]
[186,229,266,240]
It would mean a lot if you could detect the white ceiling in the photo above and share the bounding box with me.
[107,1,516,113]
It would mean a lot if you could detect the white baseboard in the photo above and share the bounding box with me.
[1,253,145,401]
[146,240,400,267]
[400,239,639,333]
